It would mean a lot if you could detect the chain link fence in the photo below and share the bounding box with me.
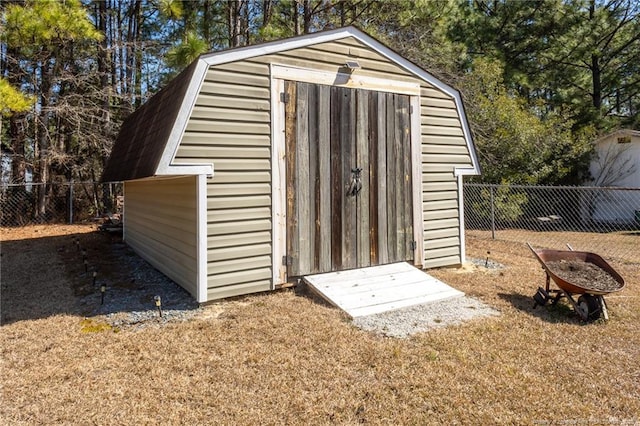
[0,182,122,227]
[4,181,639,264]
[464,183,640,264]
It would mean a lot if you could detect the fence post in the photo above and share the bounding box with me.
[490,185,496,239]
[69,179,73,224]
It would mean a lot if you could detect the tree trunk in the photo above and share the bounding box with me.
[227,1,242,47]
[9,113,27,183]
[294,1,301,35]
[203,0,211,44]
[125,0,142,110]
[36,111,50,220]
[96,0,111,125]
[588,0,602,113]
[303,0,312,33]
[591,53,602,110]
[263,0,273,27]
[5,46,27,184]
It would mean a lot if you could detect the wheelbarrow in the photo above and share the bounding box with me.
[527,243,625,321]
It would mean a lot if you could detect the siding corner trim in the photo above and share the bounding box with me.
[196,174,208,303]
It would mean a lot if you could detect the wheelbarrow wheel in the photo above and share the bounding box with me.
[577,294,602,321]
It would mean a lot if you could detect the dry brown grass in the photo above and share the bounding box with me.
[1,226,639,425]
[468,229,640,264]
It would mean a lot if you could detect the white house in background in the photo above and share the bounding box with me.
[588,129,640,224]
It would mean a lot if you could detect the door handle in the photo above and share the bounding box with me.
[346,167,362,197]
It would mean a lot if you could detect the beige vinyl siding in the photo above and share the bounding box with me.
[173,37,474,300]
[175,60,272,300]
[256,37,417,83]
[124,176,198,298]
[420,85,472,268]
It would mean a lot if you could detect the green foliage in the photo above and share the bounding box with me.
[362,0,468,82]
[472,186,528,223]
[452,0,640,132]
[463,58,592,185]
[2,0,636,192]
[0,78,33,115]
[3,0,102,51]
[158,0,183,20]
[166,31,208,69]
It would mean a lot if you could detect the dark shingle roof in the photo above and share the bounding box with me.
[101,60,199,182]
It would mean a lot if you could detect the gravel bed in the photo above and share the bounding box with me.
[468,257,505,270]
[75,233,500,333]
[78,241,200,330]
[352,296,500,338]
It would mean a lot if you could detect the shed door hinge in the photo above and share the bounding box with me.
[280,92,290,103]
[410,240,417,251]
[282,255,292,266]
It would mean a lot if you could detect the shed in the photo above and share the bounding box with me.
[590,129,640,188]
[588,129,640,224]
[102,27,480,303]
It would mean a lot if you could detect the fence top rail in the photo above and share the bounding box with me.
[1,182,122,188]
[464,183,640,191]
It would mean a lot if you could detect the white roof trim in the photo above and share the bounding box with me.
[594,129,640,144]
[454,167,478,177]
[156,26,479,176]
[156,60,213,176]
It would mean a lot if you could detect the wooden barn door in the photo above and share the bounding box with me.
[285,81,414,277]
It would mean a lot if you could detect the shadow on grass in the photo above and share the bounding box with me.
[1,230,198,326]
[497,292,585,324]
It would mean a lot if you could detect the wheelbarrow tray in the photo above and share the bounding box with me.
[528,246,625,296]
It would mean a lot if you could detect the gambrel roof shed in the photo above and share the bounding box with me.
[103,26,480,303]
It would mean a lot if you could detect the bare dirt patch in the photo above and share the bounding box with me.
[1,227,639,424]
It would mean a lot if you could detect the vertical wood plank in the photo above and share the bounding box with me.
[386,92,398,262]
[399,94,413,261]
[342,87,357,269]
[368,91,379,265]
[330,86,343,270]
[394,94,406,260]
[377,93,388,265]
[296,82,311,275]
[318,85,332,272]
[308,83,319,273]
[285,81,299,275]
[356,89,370,268]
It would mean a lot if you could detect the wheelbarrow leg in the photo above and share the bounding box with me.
[545,274,551,293]
[599,296,609,321]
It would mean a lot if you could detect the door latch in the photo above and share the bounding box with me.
[346,167,363,197]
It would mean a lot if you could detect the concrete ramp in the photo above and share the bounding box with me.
[303,262,464,318]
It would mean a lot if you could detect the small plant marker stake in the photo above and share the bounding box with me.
[92,271,97,286]
[154,295,163,317]
[76,238,80,251]
[485,251,491,268]
[100,284,106,305]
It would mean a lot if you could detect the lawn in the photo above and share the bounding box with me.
[1,225,638,424]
